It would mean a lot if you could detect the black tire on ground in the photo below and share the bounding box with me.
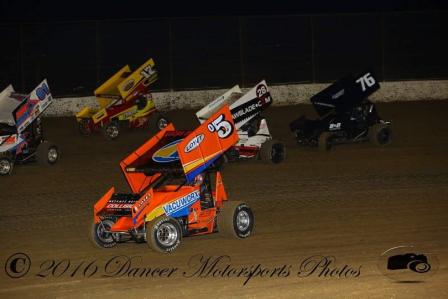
[148,112,169,131]
[77,119,93,136]
[259,139,286,164]
[90,219,118,248]
[217,201,254,238]
[36,141,59,165]
[369,123,392,146]
[318,132,332,151]
[102,121,120,140]
[146,216,182,253]
[0,157,14,176]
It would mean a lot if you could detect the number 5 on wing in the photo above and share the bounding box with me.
[208,114,233,138]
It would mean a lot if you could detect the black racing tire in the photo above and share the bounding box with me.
[369,123,392,146]
[146,216,182,253]
[102,121,120,140]
[259,139,286,164]
[218,201,254,239]
[0,157,13,176]
[77,118,93,136]
[90,219,118,248]
[136,98,148,110]
[148,113,169,131]
[36,141,59,165]
[318,132,332,152]
[408,260,431,273]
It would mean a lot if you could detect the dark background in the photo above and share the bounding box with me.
[1,1,447,96]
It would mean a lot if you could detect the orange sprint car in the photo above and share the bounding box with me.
[91,105,254,253]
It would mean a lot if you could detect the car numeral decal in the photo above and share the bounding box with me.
[207,114,233,139]
[356,73,376,91]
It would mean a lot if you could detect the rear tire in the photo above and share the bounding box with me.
[259,140,285,164]
[102,121,120,140]
[318,132,332,151]
[77,118,93,136]
[90,219,118,248]
[146,216,182,253]
[37,141,59,165]
[369,123,392,146]
[0,157,13,176]
[218,201,254,238]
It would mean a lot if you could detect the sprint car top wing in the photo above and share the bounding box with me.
[178,105,238,182]
[196,85,242,123]
[0,85,21,124]
[94,58,157,108]
[311,70,380,117]
[12,79,53,134]
[196,80,273,130]
[121,105,238,193]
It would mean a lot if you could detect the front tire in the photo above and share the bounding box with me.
[259,140,286,164]
[0,157,13,176]
[218,201,254,238]
[146,216,182,253]
[369,123,392,146]
[148,113,169,131]
[37,141,59,165]
[90,219,118,248]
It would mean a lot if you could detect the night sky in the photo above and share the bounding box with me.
[1,0,447,21]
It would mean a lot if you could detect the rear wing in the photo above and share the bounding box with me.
[13,79,53,134]
[94,58,158,108]
[120,105,238,193]
[311,70,380,117]
[0,85,20,124]
[196,85,242,123]
[178,105,238,182]
[94,65,131,108]
[196,80,273,130]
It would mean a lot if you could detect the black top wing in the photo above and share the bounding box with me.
[311,70,380,117]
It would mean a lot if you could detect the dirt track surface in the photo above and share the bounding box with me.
[1,102,448,298]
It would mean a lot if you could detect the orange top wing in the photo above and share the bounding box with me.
[177,105,238,182]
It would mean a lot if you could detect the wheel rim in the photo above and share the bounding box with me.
[106,125,119,138]
[0,160,11,175]
[156,223,178,246]
[158,118,168,130]
[48,148,58,163]
[96,220,116,244]
[236,210,250,231]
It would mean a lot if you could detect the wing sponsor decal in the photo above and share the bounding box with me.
[0,135,17,145]
[184,134,204,153]
[163,190,201,216]
[14,80,52,134]
[230,83,272,127]
[152,139,183,163]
